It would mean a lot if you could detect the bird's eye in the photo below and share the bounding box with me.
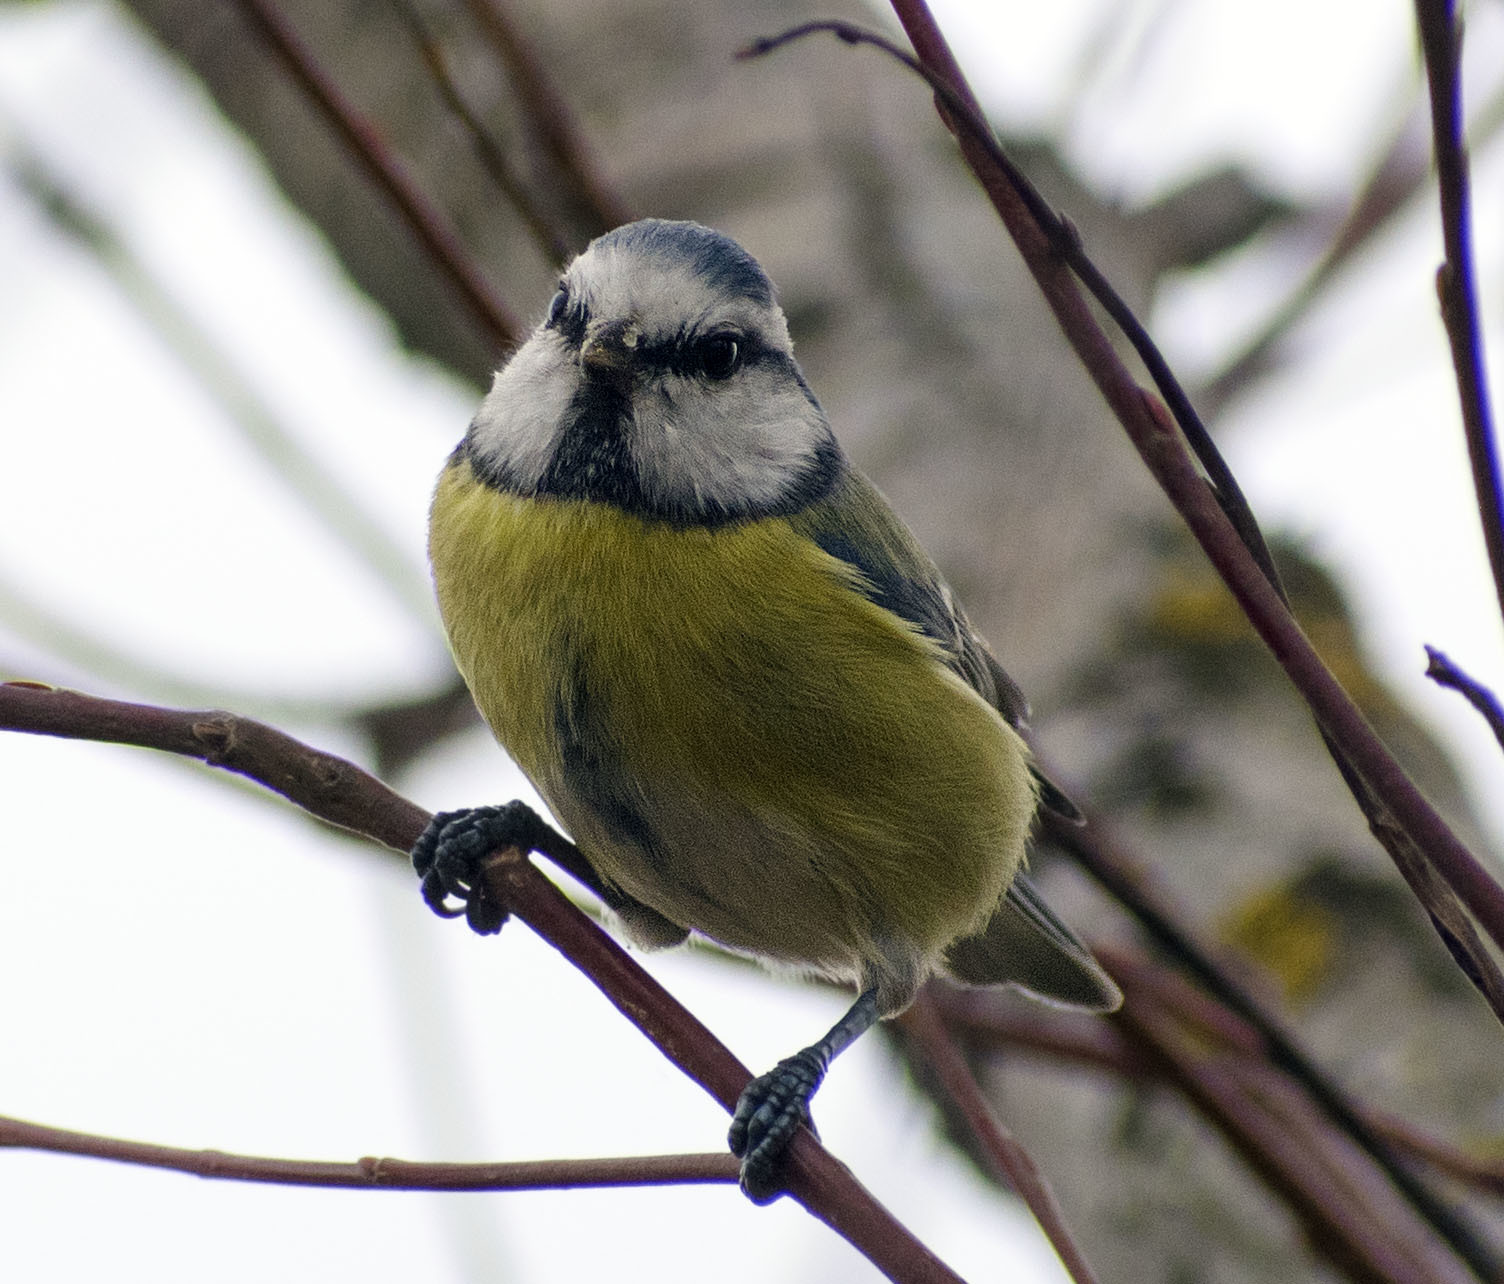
[695,332,742,381]
[545,288,569,328]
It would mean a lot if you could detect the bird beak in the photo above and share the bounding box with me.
[580,317,641,383]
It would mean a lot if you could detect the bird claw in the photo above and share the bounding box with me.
[728,1048,826,1203]
[410,801,550,935]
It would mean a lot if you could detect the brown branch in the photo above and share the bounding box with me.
[1414,0,1504,629]
[483,847,967,1283]
[1367,1111,1504,1200]
[1426,647,1504,753]
[0,683,967,1284]
[1206,66,1504,414]
[935,964,1504,1204]
[1042,809,1501,1271]
[0,1113,736,1190]
[744,9,1504,1003]
[229,0,520,351]
[926,983,1148,1079]
[900,988,1104,1284]
[0,682,427,853]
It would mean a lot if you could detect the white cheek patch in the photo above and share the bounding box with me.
[468,332,579,489]
[632,366,828,514]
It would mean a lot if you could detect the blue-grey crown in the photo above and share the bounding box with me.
[590,219,776,308]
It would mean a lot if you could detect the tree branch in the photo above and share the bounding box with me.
[1426,646,1504,753]
[1042,809,1501,1276]
[1110,951,1481,1284]
[743,10,1504,1020]
[1413,0,1504,628]
[461,0,633,238]
[390,0,575,265]
[0,1114,737,1190]
[900,987,1103,1284]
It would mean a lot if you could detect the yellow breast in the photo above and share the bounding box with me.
[428,456,1036,993]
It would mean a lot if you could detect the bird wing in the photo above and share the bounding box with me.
[788,468,1021,712]
[789,467,1081,820]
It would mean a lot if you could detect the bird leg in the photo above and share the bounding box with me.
[728,986,881,1203]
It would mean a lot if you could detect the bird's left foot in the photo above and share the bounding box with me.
[727,1049,826,1203]
[411,801,553,935]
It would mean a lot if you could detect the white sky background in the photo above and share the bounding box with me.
[0,1,1502,1282]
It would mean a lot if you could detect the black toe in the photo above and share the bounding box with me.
[728,1048,826,1202]
[410,802,551,935]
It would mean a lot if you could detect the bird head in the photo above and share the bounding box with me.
[465,219,841,524]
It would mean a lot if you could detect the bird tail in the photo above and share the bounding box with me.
[944,873,1121,1011]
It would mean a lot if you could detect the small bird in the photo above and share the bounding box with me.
[414,218,1120,1201]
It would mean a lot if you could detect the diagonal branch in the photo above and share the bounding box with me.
[1110,952,1480,1284]
[0,682,966,1284]
[742,13,1504,1276]
[900,987,1102,1284]
[1041,810,1500,1276]
[389,0,576,265]
[741,9,1504,1012]
[461,0,633,237]
[1425,646,1504,752]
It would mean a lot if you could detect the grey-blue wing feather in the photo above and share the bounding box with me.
[790,467,1081,821]
[790,469,1022,715]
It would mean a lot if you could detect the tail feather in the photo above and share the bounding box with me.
[945,873,1121,1012]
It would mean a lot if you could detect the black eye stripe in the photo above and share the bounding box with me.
[551,303,780,380]
[629,332,770,378]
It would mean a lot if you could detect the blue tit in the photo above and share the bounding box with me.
[414,218,1120,1201]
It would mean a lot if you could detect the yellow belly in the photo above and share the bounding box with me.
[429,457,1035,1003]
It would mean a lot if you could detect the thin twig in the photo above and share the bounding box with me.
[900,987,1104,1284]
[0,1114,737,1190]
[934,975,1504,1203]
[1367,1110,1504,1199]
[485,849,967,1284]
[1207,66,1504,414]
[742,13,1504,1274]
[738,21,1282,594]
[1425,645,1504,752]
[1414,0,1504,629]
[0,683,967,1284]
[229,0,520,351]
[927,983,1147,1078]
[0,682,429,848]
